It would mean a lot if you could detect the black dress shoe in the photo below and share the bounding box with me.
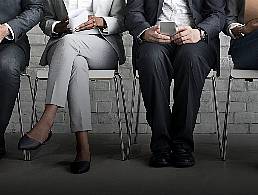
[149,152,172,168]
[70,160,91,174]
[18,131,52,150]
[170,147,195,168]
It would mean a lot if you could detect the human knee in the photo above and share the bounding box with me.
[0,56,21,79]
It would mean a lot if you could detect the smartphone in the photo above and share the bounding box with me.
[160,21,177,36]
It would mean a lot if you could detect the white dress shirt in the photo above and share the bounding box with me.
[158,0,194,27]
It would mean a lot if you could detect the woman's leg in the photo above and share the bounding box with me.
[68,56,92,161]
[75,132,90,161]
[68,35,118,162]
[27,34,83,141]
[27,105,57,142]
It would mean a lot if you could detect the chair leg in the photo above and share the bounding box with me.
[129,77,137,144]
[17,92,31,161]
[211,76,222,158]
[113,75,127,161]
[116,73,132,159]
[222,76,232,161]
[31,78,39,127]
[135,85,141,144]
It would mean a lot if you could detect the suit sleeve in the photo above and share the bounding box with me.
[7,0,43,41]
[101,0,126,35]
[125,0,151,38]
[39,0,59,37]
[223,0,241,35]
[197,0,226,41]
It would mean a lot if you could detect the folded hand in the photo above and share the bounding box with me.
[0,24,10,43]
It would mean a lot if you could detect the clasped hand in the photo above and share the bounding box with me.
[54,16,105,34]
[0,24,10,43]
[143,25,201,45]
[231,19,258,38]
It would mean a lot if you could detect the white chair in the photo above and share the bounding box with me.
[31,67,131,161]
[129,69,223,159]
[17,71,33,161]
[222,69,258,160]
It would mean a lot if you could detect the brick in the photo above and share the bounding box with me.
[234,112,258,124]
[97,101,112,113]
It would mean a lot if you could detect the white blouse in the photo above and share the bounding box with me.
[63,0,93,12]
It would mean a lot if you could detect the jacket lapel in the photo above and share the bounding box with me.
[157,0,164,18]
[93,0,98,14]
[187,0,193,12]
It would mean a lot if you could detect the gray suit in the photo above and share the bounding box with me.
[0,0,43,137]
[225,0,245,34]
[39,0,126,132]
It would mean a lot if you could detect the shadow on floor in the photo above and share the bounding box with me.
[1,133,258,195]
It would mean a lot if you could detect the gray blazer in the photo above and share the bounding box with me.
[0,0,43,64]
[39,0,126,66]
[224,0,245,35]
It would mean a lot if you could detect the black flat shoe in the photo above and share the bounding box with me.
[149,152,172,168]
[170,148,195,168]
[70,160,91,174]
[18,131,52,150]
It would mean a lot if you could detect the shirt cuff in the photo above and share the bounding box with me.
[4,23,14,40]
[137,27,151,42]
[228,23,245,39]
[52,21,61,34]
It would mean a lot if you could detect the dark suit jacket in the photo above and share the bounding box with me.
[0,0,43,65]
[125,0,226,75]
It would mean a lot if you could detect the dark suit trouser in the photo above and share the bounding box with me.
[0,42,26,139]
[137,42,216,153]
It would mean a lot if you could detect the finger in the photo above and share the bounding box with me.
[85,19,94,26]
[155,33,171,40]
[175,30,191,40]
[176,26,190,33]
[75,22,88,31]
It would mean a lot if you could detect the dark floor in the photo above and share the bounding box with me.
[1,133,258,195]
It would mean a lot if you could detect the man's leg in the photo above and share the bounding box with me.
[137,42,176,166]
[0,43,26,156]
[169,42,215,166]
[230,30,258,69]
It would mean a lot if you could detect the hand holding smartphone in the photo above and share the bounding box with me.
[160,21,177,36]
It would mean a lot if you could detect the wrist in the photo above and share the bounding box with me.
[2,24,10,37]
[197,27,208,42]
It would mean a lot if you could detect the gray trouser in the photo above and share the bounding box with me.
[46,34,118,132]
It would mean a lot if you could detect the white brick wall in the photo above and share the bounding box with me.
[6,26,258,135]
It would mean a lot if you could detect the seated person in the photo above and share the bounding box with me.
[18,0,126,174]
[0,0,43,159]
[225,0,258,69]
[125,0,225,168]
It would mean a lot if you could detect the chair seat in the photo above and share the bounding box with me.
[89,70,116,80]
[231,69,258,79]
[36,69,116,80]
[36,69,49,80]
[135,69,216,79]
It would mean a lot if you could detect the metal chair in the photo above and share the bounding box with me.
[17,71,34,161]
[129,69,223,159]
[222,69,258,160]
[31,67,131,161]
